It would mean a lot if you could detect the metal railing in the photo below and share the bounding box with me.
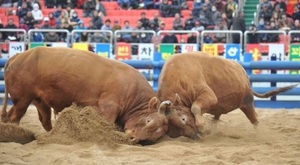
[201,30,243,47]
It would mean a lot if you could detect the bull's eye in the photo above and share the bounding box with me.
[146,117,152,124]
[181,115,187,125]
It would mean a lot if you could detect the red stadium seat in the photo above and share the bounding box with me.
[42,8,55,16]
[74,9,83,17]
[102,1,119,10]
[0,8,6,16]
[187,1,193,9]
[181,10,190,17]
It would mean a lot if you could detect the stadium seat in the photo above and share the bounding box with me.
[0,8,6,16]
[74,9,83,18]
[102,1,119,10]
[7,15,19,23]
[187,1,193,9]
[42,8,55,16]
[181,10,190,17]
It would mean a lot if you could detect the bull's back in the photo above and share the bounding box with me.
[158,52,250,107]
[6,47,154,110]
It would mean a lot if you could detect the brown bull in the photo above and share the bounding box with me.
[157,52,298,139]
[1,47,171,144]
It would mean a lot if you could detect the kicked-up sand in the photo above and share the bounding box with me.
[0,105,299,165]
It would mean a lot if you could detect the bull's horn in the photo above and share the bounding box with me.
[158,100,172,115]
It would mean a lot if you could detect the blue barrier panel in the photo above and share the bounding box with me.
[0,58,299,108]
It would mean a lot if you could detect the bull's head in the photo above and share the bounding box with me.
[166,94,201,140]
[124,97,169,145]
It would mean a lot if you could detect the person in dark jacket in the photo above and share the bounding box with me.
[159,0,172,17]
[83,0,96,18]
[161,32,178,43]
[247,24,259,44]
[231,11,246,44]
[44,31,59,42]
[4,18,17,40]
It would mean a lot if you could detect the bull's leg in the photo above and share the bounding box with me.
[7,99,32,125]
[191,87,218,134]
[32,100,52,131]
[240,104,259,126]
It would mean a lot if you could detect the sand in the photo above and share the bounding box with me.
[0,105,300,165]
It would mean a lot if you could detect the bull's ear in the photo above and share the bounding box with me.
[173,94,182,106]
[149,97,159,110]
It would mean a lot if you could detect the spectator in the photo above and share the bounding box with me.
[259,4,272,23]
[90,32,109,43]
[17,2,30,20]
[157,22,165,31]
[28,0,41,10]
[45,0,55,8]
[56,0,67,8]
[214,0,225,13]
[83,0,96,18]
[272,4,284,18]
[66,4,75,18]
[87,20,97,30]
[213,20,228,43]
[4,18,17,40]
[153,0,160,9]
[48,12,56,28]
[23,11,35,29]
[296,0,300,10]
[172,13,183,30]
[273,0,286,12]
[44,31,60,42]
[57,11,69,27]
[18,18,28,31]
[30,25,44,42]
[192,0,201,17]
[140,32,152,43]
[41,17,51,29]
[128,31,140,54]
[149,20,158,32]
[159,0,172,17]
[291,20,300,43]
[187,33,197,43]
[76,0,85,9]
[225,0,236,13]
[54,5,63,18]
[161,32,178,43]
[101,19,113,32]
[138,12,150,29]
[31,3,43,23]
[69,11,81,27]
[256,17,268,42]
[184,13,195,30]
[74,21,87,41]
[79,32,89,42]
[211,5,221,25]
[151,13,163,29]
[260,0,272,12]
[286,0,294,17]
[271,12,280,27]
[203,33,213,43]
[92,10,103,29]
[292,5,300,21]
[225,4,233,23]
[191,20,205,31]
[121,20,133,41]
[118,0,131,10]
[95,0,106,16]
[199,4,212,26]
[113,20,122,31]
[266,21,279,42]
[247,24,259,44]
[139,0,154,9]
[221,12,229,28]
[281,14,293,27]
[1,0,12,7]
[60,21,73,42]
[231,11,245,44]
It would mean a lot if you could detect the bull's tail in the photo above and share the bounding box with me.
[1,61,10,122]
[252,84,299,98]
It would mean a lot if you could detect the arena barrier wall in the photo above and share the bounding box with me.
[0,29,300,108]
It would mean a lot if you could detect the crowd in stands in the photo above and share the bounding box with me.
[0,0,299,48]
